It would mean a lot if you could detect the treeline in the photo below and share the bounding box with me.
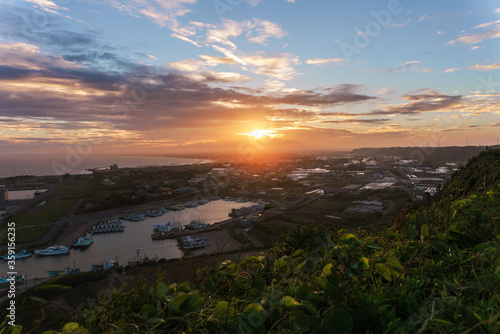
[352,145,498,162]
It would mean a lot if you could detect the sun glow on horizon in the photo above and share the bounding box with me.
[241,129,280,139]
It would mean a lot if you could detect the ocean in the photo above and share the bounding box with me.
[0,155,211,178]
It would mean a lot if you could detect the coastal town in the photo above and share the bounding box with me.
[0,145,497,332]
[0,146,489,296]
[1,148,472,241]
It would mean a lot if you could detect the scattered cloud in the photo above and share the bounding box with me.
[24,0,67,15]
[265,80,286,92]
[306,58,346,66]
[448,27,500,45]
[418,14,430,22]
[372,60,432,73]
[467,62,500,71]
[443,67,461,73]
[240,52,300,80]
[246,18,286,45]
[322,119,390,124]
[372,90,462,115]
[388,22,408,28]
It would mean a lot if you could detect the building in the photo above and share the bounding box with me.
[210,168,228,177]
[338,184,362,193]
[0,188,8,202]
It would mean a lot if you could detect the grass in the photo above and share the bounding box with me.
[1,198,78,244]
[227,229,258,250]
[0,178,113,244]
[252,218,306,247]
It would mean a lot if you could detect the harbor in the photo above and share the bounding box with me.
[0,199,258,279]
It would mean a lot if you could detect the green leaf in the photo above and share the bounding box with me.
[361,257,370,269]
[387,255,403,271]
[311,308,354,334]
[322,263,333,276]
[62,323,80,333]
[375,263,392,282]
[432,319,454,326]
[279,296,302,309]
[179,293,203,314]
[141,304,158,318]
[213,301,236,321]
[8,326,22,334]
[339,234,356,242]
[35,284,71,291]
[168,300,180,313]
[296,283,310,299]
[156,282,168,299]
[240,303,267,334]
[421,224,429,240]
[173,292,190,308]
[304,291,325,306]
[303,301,320,317]
[316,274,338,298]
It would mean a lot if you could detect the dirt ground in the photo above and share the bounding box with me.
[181,230,242,257]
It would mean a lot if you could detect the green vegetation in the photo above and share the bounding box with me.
[441,147,500,199]
[2,149,500,333]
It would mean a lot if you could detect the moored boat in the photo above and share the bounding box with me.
[34,245,70,256]
[72,234,94,248]
[1,249,32,260]
[181,235,207,249]
[90,259,119,271]
[0,275,24,284]
[47,266,80,277]
[151,231,175,240]
[184,220,208,230]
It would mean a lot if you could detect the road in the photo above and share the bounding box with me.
[0,276,52,304]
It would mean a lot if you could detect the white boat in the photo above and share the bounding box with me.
[34,245,70,256]
[1,250,32,260]
[0,275,24,284]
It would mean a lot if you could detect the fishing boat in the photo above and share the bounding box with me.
[123,213,146,221]
[72,234,94,248]
[181,236,207,250]
[184,220,208,230]
[34,245,70,256]
[185,201,199,207]
[90,259,119,271]
[151,231,175,240]
[169,204,185,211]
[0,274,24,284]
[1,249,32,260]
[47,266,80,277]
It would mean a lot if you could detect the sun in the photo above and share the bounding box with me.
[249,129,269,138]
[238,128,281,139]
[246,129,280,139]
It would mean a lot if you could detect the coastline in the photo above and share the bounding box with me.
[0,155,213,179]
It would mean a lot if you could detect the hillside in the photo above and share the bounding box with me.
[440,147,500,199]
[3,149,500,333]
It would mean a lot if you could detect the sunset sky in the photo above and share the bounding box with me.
[0,0,499,156]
